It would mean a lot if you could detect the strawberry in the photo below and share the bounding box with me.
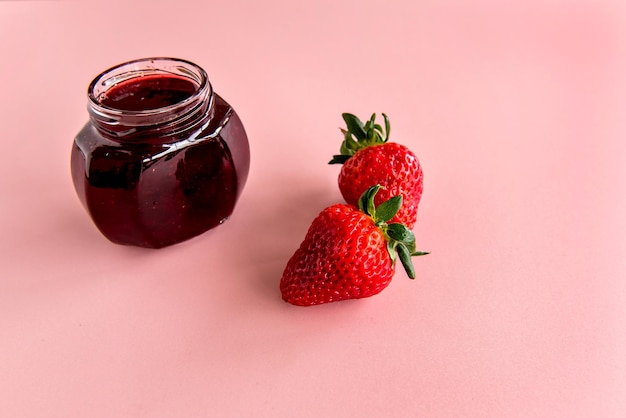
[329,113,424,229]
[280,185,428,306]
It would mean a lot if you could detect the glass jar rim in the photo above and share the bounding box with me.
[87,57,211,118]
[86,57,214,138]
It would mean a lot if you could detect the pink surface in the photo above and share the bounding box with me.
[1,0,625,416]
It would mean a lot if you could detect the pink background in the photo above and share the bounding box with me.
[1,0,625,416]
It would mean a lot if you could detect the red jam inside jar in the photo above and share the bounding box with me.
[71,58,250,248]
[99,75,199,111]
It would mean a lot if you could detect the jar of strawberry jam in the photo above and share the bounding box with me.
[71,58,250,248]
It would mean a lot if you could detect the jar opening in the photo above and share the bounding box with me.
[87,57,213,137]
[97,73,200,112]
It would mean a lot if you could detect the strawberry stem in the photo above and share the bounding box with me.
[329,113,391,165]
[357,185,428,279]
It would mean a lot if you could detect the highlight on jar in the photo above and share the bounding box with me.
[71,57,250,248]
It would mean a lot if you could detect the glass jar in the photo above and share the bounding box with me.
[71,57,250,248]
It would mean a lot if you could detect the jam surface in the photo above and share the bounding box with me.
[99,75,198,111]
[72,74,250,248]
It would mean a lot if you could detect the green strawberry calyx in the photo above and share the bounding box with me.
[329,113,390,164]
[359,185,428,279]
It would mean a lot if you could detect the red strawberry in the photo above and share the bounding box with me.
[329,113,424,229]
[280,185,428,306]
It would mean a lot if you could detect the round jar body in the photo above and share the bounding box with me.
[71,58,250,248]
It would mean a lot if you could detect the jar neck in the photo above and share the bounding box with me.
[87,57,214,142]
